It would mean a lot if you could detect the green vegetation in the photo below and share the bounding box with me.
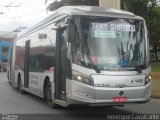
[151,62,160,72]
[152,66,160,72]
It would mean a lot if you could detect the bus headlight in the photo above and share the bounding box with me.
[72,71,94,86]
[145,74,152,85]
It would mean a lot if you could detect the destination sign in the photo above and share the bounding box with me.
[90,22,135,38]
[91,23,135,32]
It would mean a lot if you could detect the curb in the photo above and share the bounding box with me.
[151,96,160,99]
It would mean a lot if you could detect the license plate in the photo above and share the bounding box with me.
[113,97,127,103]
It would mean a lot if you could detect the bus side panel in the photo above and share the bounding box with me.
[27,22,56,97]
[14,21,57,98]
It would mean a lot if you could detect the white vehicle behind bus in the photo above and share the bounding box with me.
[8,6,151,108]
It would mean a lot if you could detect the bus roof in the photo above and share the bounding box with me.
[18,6,144,38]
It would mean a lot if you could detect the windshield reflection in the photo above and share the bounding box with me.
[72,16,146,71]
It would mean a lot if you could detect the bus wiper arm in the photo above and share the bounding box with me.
[135,66,142,74]
[88,57,100,73]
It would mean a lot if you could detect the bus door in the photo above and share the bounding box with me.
[24,40,30,88]
[55,27,68,100]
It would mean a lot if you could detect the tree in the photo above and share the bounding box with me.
[121,0,160,61]
[69,0,99,6]
[45,0,99,11]
[13,26,27,32]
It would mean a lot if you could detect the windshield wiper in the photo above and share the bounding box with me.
[88,57,100,73]
[135,66,142,74]
[83,25,100,73]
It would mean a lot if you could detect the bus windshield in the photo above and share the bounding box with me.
[72,16,146,71]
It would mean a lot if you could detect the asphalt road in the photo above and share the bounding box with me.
[0,72,159,120]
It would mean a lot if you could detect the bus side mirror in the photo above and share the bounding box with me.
[68,24,76,42]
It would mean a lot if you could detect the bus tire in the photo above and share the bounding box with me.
[46,81,58,109]
[8,81,11,85]
[18,75,25,94]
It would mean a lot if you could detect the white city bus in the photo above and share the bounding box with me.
[8,6,151,108]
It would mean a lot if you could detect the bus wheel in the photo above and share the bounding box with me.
[46,81,58,109]
[18,76,25,94]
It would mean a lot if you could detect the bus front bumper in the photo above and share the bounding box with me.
[66,81,151,106]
